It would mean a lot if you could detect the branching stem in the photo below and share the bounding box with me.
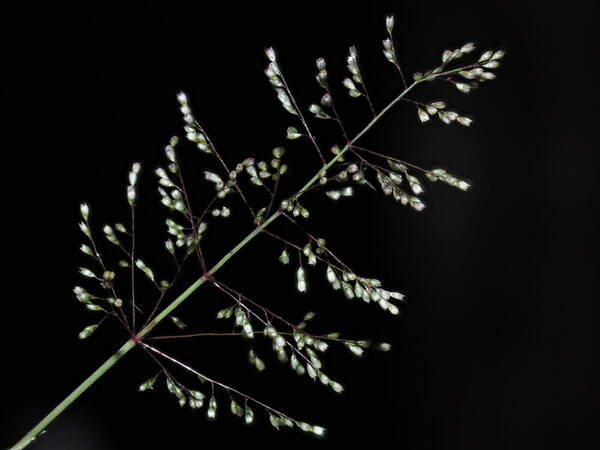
[10,80,421,450]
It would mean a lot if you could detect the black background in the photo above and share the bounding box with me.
[2,1,598,449]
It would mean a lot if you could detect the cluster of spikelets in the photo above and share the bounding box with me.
[70,14,504,439]
[264,21,503,221]
[414,44,505,125]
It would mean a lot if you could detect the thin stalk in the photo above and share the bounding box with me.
[10,80,420,450]
[9,339,137,450]
[140,342,297,422]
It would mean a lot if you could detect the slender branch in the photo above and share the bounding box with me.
[147,330,370,346]
[265,175,281,218]
[350,144,433,175]
[140,342,297,422]
[212,278,306,337]
[390,46,408,89]
[144,250,192,326]
[261,228,347,273]
[279,212,353,273]
[359,78,377,118]
[210,280,321,376]
[84,223,131,332]
[193,119,256,219]
[130,205,136,333]
[278,67,326,164]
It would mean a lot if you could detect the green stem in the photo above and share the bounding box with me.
[9,339,136,450]
[10,81,419,450]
